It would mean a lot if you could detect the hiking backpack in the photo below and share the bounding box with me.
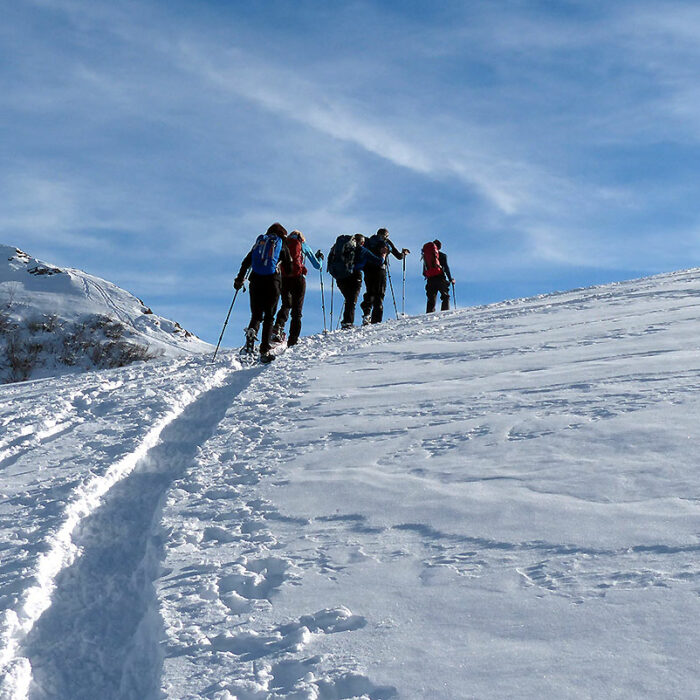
[327,235,356,280]
[251,233,283,275]
[284,235,307,278]
[366,233,388,260]
[422,242,443,278]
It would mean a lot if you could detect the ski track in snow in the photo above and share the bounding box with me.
[23,369,260,700]
[2,268,700,697]
[0,357,243,698]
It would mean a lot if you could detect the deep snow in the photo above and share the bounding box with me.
[2,268,700,698]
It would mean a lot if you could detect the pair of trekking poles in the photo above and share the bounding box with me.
[213,261,456,360]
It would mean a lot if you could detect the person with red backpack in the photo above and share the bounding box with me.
[422,239,454,313]
[233,222,292,363]
[271,230,322,347]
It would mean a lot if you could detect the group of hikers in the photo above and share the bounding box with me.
[230,223,455,363]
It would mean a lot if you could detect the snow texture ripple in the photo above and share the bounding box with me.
[2,268,700,698]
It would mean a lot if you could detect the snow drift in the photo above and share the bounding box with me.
[0,245,210,383]
[2,267,700,698]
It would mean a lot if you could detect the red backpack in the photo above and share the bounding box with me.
[422,242,442,278]
[284,235,307,278]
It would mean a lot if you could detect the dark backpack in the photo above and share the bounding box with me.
[327,235,356,280]
[251,234,283,275]
[366,234,387,259]
[284,235,307,278]
[422,242,443,278]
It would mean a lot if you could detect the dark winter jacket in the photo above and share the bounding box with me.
[365,234,405,267]
[354,245,384,272]
[438,252,453,282]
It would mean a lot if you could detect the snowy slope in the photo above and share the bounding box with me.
[2,269,700,699]
[0,245,210,383]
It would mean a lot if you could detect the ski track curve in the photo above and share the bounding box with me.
[0,362,248,700]
[82,276,130,325]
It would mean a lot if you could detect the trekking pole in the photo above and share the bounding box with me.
[452,281,457,309]
[386,260,399,320]
[337,303,345,330]
[212,287,242,361]
[319,268,328,334]
[402,256,406,317]
[330,277,334,331]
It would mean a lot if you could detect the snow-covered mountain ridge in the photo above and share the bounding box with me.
[0,244,210,383]
[2,267,700,698]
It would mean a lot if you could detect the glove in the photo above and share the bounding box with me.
[316,249,324,261]
[233,278,244,290]
[402,248,411,256]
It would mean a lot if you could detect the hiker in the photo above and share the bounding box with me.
[233,222,291,362]
[328,234,384,328]
[360,228,410,324]
[422,239,454,313]
[271,230,322,347]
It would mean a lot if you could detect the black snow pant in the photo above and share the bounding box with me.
[274,275,306,346]
[248,272,281,353]
[337,272,363,326]
[426,276,450,313]
[360,265,387,323]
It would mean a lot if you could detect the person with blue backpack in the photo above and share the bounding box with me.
[271,230,323,347]
[327,234,385,329]
[233,222,292,363]
[360,228,410,325]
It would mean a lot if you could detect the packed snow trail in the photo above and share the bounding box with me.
[23,370,259,699]
[2,268,700,698]
[0,357,251,698]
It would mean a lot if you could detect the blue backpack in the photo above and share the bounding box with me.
[251,234,283,275]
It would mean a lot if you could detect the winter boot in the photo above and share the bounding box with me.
[244,327,257,353]
[341,322,353,329]
[362,315,371,326]
[271,324,285,344]
[259,351,275,364]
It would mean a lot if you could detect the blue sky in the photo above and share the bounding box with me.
[3,0,700,344]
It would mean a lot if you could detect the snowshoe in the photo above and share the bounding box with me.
[270,330,287,345]
[361,315,371,326]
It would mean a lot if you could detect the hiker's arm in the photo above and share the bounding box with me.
[389,240,410,260]
[234,250,253,288]
[303,242,321,270]
[362,247,385,266]
[441,253,454,282]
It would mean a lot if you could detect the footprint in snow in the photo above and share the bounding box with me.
[208,606,367,662]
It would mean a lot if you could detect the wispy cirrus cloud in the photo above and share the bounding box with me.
[3,0,700,341]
